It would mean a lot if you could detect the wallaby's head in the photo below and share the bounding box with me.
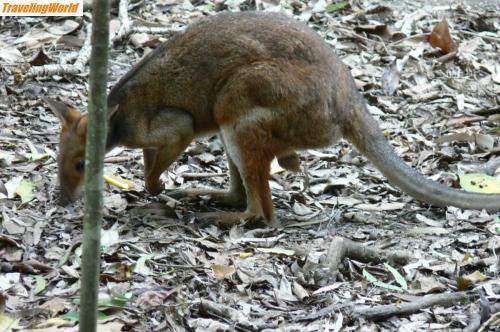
[43,98,88,204]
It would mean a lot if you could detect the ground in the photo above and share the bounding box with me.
[0,0,499,331]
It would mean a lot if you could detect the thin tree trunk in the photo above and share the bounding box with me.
[79,1,111,331]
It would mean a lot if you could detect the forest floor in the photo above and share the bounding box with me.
[0,0,499,331]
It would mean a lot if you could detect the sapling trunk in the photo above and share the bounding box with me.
[79,1,110,331]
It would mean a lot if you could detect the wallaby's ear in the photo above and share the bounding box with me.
[76,116,88,139]
[42,97,80,126]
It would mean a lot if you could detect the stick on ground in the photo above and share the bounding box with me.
[352,292,468,320]
[325,236,411,282]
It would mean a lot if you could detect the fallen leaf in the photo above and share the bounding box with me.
[257,247,295,256]
[325,1,349,13]
[211,264,236,280]
[412,275,446,294]
[464,270,488,283]
[0,45,23,63]
[293,202,312,216]
[0,273,20,291]
[437,132,494,150]
[457,37,482,61]
[270,158,285,174]
[428,18,456,53]
[134,253,155,276]
[356,202,406,211]
[363,269,403,292]
[355,24,393,40]
[4,176,22,199]
[103,174,134,190]
[382,60,401,95]
[16,180,35,204]
[100,224,120,248]
[459,173,500,194]
[406,227,449,236]
[34,275,46,295]
[39,297,72,315]
[29,48,52,66]
[0,313,19,331]
[48,20,80,35]
[385,263,408,291]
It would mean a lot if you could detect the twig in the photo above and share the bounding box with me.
[387,33,430,48]
[181,172,227,180]
[199,299,266,331]
[464,311,482,332]
[25,0,178,79]
[457,157,500,176]
[26,24,93,78]
[335,27,383,44]
[109,0,132,43]
[472,105,500,116]
[458,30,500,43]
[324,236,411,282]
[111,0,181,42]
[436,50,458,63]
[104,155,140,163]
[351,292,468,320]
[478,311,500,332]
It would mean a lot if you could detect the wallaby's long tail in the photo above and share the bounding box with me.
[343,102,500,212]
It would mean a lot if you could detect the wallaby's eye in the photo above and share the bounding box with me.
[75,160,85,172]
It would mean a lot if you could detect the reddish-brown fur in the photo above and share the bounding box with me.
[44,12,499,224]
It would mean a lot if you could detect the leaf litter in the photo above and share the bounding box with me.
[0,0,499,331]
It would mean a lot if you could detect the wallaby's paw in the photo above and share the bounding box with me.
[168,189,246,208]
[145,179,164,195]
[195,211,265,228]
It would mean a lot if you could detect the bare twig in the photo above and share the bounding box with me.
[111,0,181,42]
[25,0,178,79]
[26,24,92,78]
[325,236,411,282]
[458,157,500,176]
[181,172,227,180]
[464,311,482,332]
[472,105,500,116]
[387,33,430,48]
[352,292,468,320]
[458,30,500,43]
[478,311,500,332]
[436,50,458,63]
[199,299,266,331]
[104,155,140,163]
[113,0,131,42]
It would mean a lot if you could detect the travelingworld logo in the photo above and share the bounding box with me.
[1,0,83,16]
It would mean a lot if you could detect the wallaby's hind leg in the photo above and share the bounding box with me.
[168,140,247,208]
[138,109,193,195]
[196,126,274,226]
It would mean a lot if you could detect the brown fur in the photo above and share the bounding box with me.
[45,12,499,223]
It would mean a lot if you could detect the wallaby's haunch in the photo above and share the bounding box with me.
[44,12,500,225]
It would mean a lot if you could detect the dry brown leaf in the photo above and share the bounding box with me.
[211,264,236,280]
[428,18,456,54]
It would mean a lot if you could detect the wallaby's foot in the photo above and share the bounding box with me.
[145,179,164,195]
[168,189,246,208]
[195,211,267,228]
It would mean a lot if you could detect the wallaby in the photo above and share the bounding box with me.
[44,12,499,225]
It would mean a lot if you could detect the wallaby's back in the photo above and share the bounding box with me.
[108,12,342,135]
